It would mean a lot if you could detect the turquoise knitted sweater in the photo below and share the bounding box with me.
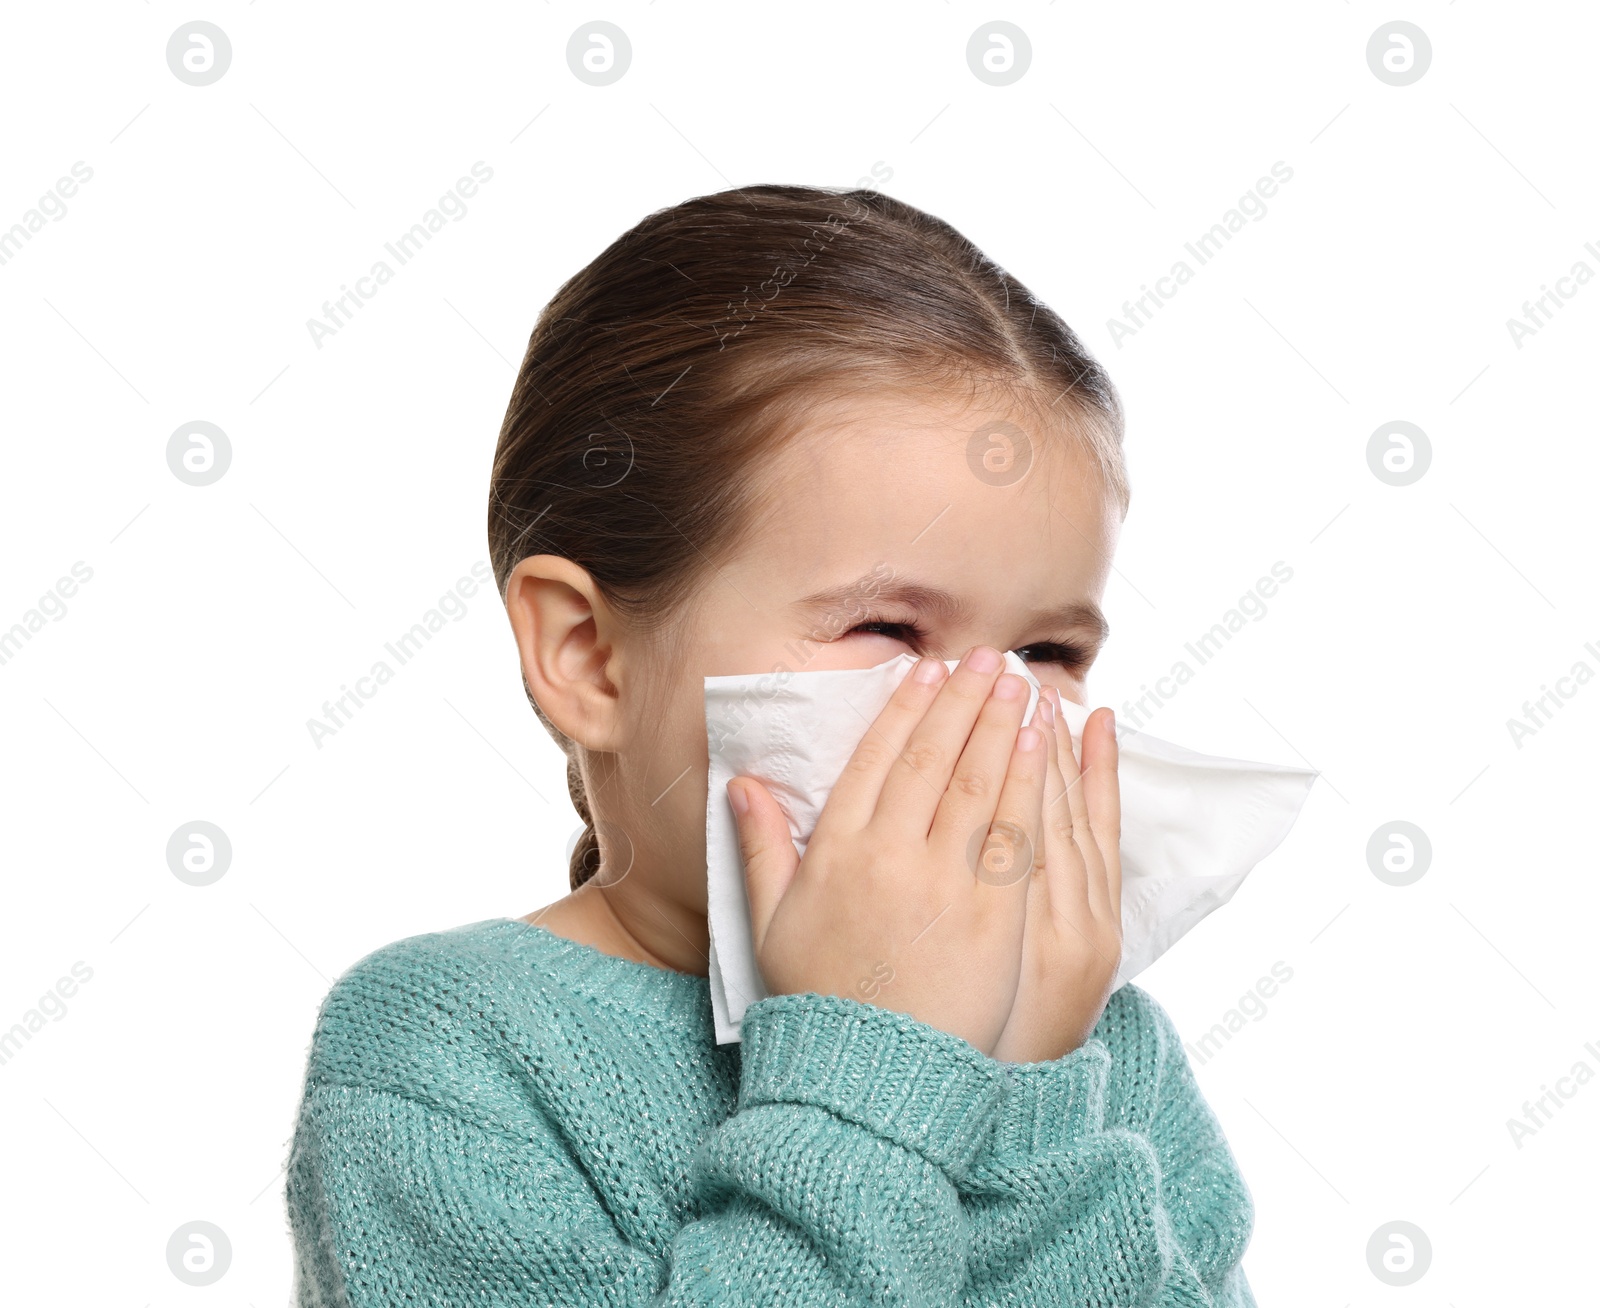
[285,917,1256,1305]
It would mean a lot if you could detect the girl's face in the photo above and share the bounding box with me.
[625,388,1120,901]
[690,388,1117,693]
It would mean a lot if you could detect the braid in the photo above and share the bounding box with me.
[566,752,601,890]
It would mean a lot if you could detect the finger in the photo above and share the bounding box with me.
[727,778,801,950]
[814,655,949,836]
[1041,691,1121,977]
[1043,686,1109,922]
[872,646,1008,838]
[1038,690,1091,918]
[915,669,1031,845]
[1048,686,1092,839]
[1044,692,1110,923]
[1080,707,1123,917]
[966,711,1047,897]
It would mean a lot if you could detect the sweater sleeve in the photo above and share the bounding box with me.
[954,985,1257,1306]
[287,989,1010,1306]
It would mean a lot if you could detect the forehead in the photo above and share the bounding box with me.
[737,388,1118,614]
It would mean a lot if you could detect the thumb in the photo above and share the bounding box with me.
[726,777,799,947]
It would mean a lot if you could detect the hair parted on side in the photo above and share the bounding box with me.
[488,183,1128,890]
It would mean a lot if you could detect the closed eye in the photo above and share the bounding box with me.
[843,622,1093,671]
[1012,641,1093,672]
[845,620,924,645]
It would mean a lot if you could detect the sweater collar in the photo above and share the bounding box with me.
[489,917,717,1032]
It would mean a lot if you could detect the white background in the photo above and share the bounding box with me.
[2,2,1595,1303]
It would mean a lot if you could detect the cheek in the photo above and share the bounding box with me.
[797,631,909,673]
[628,694,710,842]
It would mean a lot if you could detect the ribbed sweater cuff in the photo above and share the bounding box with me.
[986,1039,1110,1165]
[737,991,1009,1182]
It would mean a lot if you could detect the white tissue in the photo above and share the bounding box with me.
[703,651,1316,1044]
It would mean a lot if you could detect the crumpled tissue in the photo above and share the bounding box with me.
[703,650,1316,1044]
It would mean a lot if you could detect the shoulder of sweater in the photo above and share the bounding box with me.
[297,919,578,1128]
[1112,978,1186,1027]
[1095,980,1178,1054]
[1089,982,1198,1131]
[1097,984,1248,1219]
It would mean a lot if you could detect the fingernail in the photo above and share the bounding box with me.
[1038,695,1055,726]
[727,780,748,815]
[1017,726,1042,751]
[913,656,944,685]
[965,645,1002,673]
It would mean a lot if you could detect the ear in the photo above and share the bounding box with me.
[503,555,628,751]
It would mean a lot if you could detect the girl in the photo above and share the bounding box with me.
[285,185,1256,1305]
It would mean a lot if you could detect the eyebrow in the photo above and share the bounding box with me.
[795,575,1110,646]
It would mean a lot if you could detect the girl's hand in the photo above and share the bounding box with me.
[727,647,1043,1056]
[988,686,1123,1064]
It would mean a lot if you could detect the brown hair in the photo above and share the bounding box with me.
[488,184,1127,890]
